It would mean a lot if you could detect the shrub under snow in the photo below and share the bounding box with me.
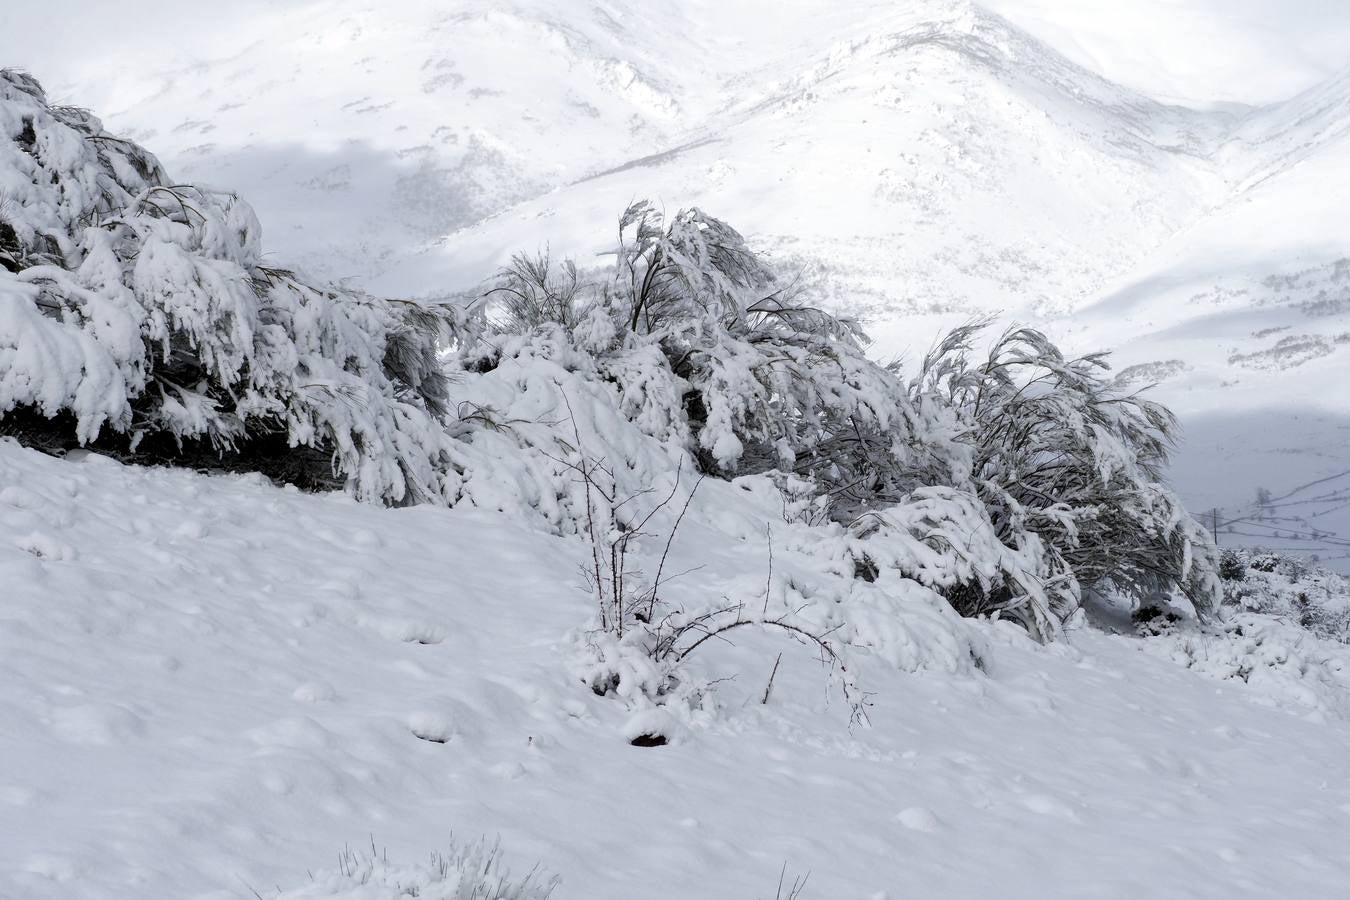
[0,69,462,504]
[468,204,1220,642]
[909,323,1221,634]
[273,839,558,900]
[1145,612,1350,720]
[1132,550,1350,719]
[1218,548,1350,642]
[477,200,951,501]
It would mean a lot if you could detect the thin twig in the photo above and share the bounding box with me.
[763,522,774,615]
[761,652,782,705]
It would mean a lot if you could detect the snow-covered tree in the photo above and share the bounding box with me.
[472,204,1220,638]
[912,322,1221,621]
[0,70,462,504]
[479,201,954,515]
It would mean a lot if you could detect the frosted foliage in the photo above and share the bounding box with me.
[0,71,460,504]
[275,839,557,900]
[480,201,956,516]
[913,322,1221,626]
[461,201,1221,639]
[438,216,1218,649]
[1220,549,1350,642]
[607,202,926,483]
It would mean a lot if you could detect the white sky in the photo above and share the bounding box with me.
[3,0,1348,108]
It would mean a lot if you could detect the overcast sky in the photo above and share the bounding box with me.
[3,0,1349,107]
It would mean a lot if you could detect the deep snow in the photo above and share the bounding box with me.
[4,440,1350,898]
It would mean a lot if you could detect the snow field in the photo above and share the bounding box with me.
[4,440,1350,899]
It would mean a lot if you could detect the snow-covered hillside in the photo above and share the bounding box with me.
[1068,64,1350,410]
[2,1,1236,309]
[41,0,730,285]
[1061,66,1350,569]
[5,440,1350,899]
[7,4,1350,898]
[426,4,1233,327]
[979,0,1350,107]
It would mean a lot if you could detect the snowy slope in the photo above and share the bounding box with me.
[18,0,741,285]
[978,0,1350,107]
[5,439,1350,899]
[425,3,1232,326]
[7,6,1350,897]
[1057,68,1350,568]
[4,1,1237,313]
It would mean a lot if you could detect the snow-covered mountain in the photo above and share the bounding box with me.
[41,1,1238,317]
[17,2,1336,320]
[1072,64,1350,404]
[979,0,1350,107]
[1062,66,1350,567]
[35,0,728,285]
[7,5,1350,898]
[425,3,1236,327]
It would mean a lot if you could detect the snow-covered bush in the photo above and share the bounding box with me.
[912,322,1221,626]
[1219,548,1350,642]
[443,331,982,713]
[273,838,558,899]
[848,486,1072,641]
[545,422,869,725]
[0,70,463,504]
[1145,613,1350,719]
[477,201,951,511]
[470,205,1219,642]
[1139,541,1349,721]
